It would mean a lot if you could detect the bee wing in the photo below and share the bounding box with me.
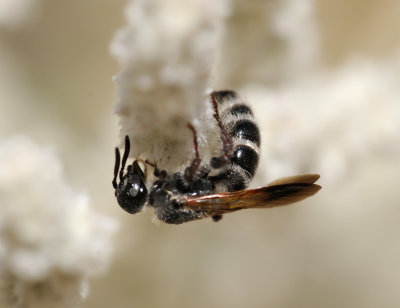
[183,174,321,216]
[266,174,320,186]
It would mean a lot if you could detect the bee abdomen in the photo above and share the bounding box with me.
[211,90,260,192]
[228,104,253,116]
[231,145,259,176]
[231,119,260,147]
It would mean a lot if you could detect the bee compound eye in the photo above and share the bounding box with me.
[129,183,140,197]
[128,175,141,197]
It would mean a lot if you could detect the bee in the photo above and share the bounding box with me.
[112,90,321,224]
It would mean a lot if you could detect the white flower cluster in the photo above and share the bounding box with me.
[111,0,229,171]
[249,57,400,185]
[111,0,400,188]
[0,0,38,27]
[0,136,117,307]
[271,0,320,77]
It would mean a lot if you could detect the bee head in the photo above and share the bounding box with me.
[112,136,147,214]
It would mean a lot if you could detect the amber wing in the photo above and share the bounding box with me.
[183,174,321,217]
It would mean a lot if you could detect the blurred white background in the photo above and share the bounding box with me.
[1,0,400,307]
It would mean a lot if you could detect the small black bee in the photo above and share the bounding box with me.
[112,90,321,224]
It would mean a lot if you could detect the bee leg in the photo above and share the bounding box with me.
[196,164,211,179]
[172,172,190,193]
[184,123,202,182]
[210,91,234,160]
[212,214,223,222]
[151,163,167,179]
[139,158,164,179]
[151,194,206,224]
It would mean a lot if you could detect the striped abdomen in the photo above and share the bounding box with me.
[210,90,260,192]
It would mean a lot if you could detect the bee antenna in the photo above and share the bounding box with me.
[119,135,131,181]
[112,147,121,189]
